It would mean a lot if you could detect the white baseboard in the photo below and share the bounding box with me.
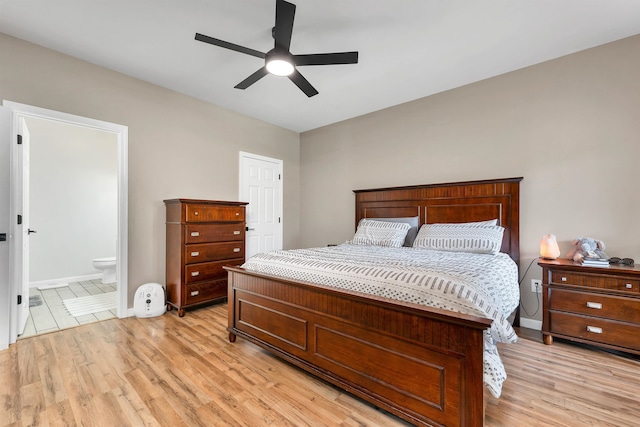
[30,274,102,289]
[519,317,542,330]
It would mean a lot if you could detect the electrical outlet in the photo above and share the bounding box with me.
[531,279,542,293]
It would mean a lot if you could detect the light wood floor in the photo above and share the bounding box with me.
[22,280,117,338]
[1,303,639,427]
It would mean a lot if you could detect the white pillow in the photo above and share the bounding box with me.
[367,217,419,247]
[349,219,410,248]
[462,219,498,226]
[412,222,505,254]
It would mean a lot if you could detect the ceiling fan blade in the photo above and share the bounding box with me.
[294,52,359,66]
[195,33,265,59]
[288,70,318,97]
[274,0,296,51]
[234,67,269,90]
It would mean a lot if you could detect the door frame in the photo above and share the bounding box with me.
[5,101,128,345]
[238,151,283,258]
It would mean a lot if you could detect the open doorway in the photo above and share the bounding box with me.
[5,101,128,344]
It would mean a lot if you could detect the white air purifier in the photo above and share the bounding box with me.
[133,283,166,318]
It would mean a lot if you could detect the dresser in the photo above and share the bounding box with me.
[539,258,640,355]
[164,199,248,317]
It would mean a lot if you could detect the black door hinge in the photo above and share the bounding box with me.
[17,295,22,305]
[279,174,281,180]
[17,215,22,225]
[17,134,22,145]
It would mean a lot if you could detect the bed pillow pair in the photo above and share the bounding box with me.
[349,219,411,248]
[413,221,504,254]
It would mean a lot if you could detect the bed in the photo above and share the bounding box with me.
[225,177,522,427]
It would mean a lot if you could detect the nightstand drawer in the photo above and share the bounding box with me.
[551,271,639,293]
[549,288,640,324]
[549,311,640,351]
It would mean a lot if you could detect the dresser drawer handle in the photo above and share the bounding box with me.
[586,326,602,334]
[191,251,200,257]
[561,276,567,282]
[233,248,241,253]
[194,211,199,216]
[233,230,241,235]
[191,231,200,237]
[190,290,199,297]
[626,283,633,289]
[236,212,240,216]
[586,302,602,309]
[191,271,200,277]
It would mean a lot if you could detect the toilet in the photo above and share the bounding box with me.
[93,257,117,284]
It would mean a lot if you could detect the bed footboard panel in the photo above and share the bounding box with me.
[227,268,488,427]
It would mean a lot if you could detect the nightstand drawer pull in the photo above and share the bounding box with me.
[191,231,200,237]
[191,271,200,277]
[586,326,602,334]
[191,251,200,257]
[561,276,567,282]
[233,248,241,253]
[626,283,633,289]
[190,290,199,297]
[233,230,241,235]
[586,302,602,309]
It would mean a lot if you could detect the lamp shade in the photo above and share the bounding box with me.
[540,234,560,259]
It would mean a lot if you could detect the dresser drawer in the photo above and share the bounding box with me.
[549,288,640,324]
[186,204,245,223]
[186,242,244,264]
[185,224,244,244]
[551,271,639,293]
[185,259,243,285]
[549,311,640,351]
[184,280,226,305]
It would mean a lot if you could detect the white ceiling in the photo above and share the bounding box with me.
[1,1,639,132]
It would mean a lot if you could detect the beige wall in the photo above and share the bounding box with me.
[0,33,301,306]
[300,35,640,324]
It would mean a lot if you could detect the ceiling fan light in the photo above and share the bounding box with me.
[266,59,294,76]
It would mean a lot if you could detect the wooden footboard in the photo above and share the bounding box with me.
[226,266,491,427]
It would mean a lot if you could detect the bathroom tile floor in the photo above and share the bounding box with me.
[20,280,118,339]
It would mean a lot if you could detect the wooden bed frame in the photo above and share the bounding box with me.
[225,177,522,427]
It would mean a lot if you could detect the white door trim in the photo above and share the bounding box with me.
[3,101,129,345]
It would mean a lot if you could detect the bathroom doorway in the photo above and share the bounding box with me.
[6,101,128,344]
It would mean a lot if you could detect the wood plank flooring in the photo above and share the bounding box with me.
[22,281,117,338]
[1,303,639,426]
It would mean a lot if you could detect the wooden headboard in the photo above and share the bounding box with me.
[354,177,523,265]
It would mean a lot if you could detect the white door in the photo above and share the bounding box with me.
[15,117,30,336]
[239,152,283,259]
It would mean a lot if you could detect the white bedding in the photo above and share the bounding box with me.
[241,243,520,397]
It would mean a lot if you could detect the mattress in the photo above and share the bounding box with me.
[241,243,520,397]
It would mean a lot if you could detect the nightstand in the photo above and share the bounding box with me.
[539,258,640,355]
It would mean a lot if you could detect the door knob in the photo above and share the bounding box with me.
[28,229,37,234]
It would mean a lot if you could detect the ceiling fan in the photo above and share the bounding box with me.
[195,0,358,97]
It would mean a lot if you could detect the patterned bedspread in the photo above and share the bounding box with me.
[241,243,520,398]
